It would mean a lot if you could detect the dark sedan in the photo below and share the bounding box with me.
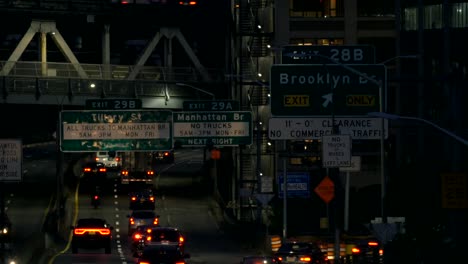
[274,241,328,264]
[241,255,282,264]
[71,218,113,254]
[129,188,156,210]
[136,245,190,264]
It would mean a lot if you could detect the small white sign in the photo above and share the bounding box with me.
[322,135,351,168]
[261,176,273,193]
[0,139,23,182]
[339,156,361,172]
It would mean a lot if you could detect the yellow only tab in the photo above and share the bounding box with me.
[346,95,376,106]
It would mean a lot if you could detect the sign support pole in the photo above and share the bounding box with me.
[282,140,288,241]
[344,171,350,232]
[0,181,5,264]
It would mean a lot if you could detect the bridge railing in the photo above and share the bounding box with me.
[0,61,226,99]
[0,61,225,82]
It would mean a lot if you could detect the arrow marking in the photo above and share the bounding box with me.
[322,93,333,108]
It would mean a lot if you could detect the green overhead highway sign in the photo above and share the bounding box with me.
[173,111,252,146]
[183,100,240,111]
[60,110,172,152]
[85,98,142,110]
[282,45,376,64]
[270,64,386,116]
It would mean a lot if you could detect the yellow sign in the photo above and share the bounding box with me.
[441,173,468,209]
[284,95,310,107]
[346,95,376,106]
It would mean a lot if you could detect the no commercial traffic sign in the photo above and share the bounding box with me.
[270,64,386,116]
[268,117,388,140]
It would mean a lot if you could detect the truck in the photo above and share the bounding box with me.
[119,152,155,186]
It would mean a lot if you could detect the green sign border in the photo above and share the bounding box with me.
[270,64,386,116]
[282,45,376,64]
[173,111,252,146]
[182,100,240,111]
[60,110,173,152]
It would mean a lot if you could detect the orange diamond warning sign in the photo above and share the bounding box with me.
[314,176,335,204]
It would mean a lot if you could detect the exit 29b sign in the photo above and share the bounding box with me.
[85,98,142,110]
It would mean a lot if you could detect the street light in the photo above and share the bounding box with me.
[175,82,215,100]
[368,112,468,147]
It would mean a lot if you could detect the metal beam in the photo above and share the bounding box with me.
[0,22,39,76]
[128,32,162,80]
[174,29,211,82]
[49,29,88,79]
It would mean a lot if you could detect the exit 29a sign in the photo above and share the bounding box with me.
[183,100,240,111]
[173,111,252,146]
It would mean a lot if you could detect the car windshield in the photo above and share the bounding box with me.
[150,229,180,242]
[243,257,277,263]
[278,242,321,253]
[76,218,108,228]
[132,211,156,218]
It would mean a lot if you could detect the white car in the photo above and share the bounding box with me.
[95,151,122,169]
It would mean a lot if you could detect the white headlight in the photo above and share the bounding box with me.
[2,228,8,234]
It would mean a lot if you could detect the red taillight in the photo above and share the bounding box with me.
[94,195,99,200]
[74,228,110,235]
[139,262,150,264]
[175,262,186,264]
[99,168,106,172]
[368,241,379,246]
[379,249,384,255]
[131,196,136,201]
[121,170,128,176]
[130,218,135,225]
[179,236,184,245]
[352,247,361,253]
[133,233,142,240]
[95,157,99,161]
[299,256,311,262]
[164,152,169,156]
[115,157,120,162]
[149,196,155,202]
[84,168,91,172]
[277,257,283,261]
[146,236,152,241]
[153,218,159,225]
[147,170,154,176]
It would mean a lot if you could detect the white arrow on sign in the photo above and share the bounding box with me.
[322,93,333,107]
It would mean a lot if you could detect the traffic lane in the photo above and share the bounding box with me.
[4,157,57,264]
[50,178,134,264]
[156,169,254,264]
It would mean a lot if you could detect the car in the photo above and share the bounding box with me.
[71,218,113,254]
[121,168,155,185]
[82,161,107,181]
[0,213,12,242]
[128,210,160,236]
[129,188,156,210]
[136,244,190,264]
[241,255,281,264]
[151,149,174,164]
[143,226,186,253]
[349,238,384,264]
[95,151,122,170]
[130,225,154,256]
[274,241,328,264]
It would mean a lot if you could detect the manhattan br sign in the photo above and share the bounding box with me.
[270,64,386,116]
[60,110,173,152]
[173,111,252,146]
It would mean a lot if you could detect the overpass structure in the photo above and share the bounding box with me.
[0,15,227,108]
